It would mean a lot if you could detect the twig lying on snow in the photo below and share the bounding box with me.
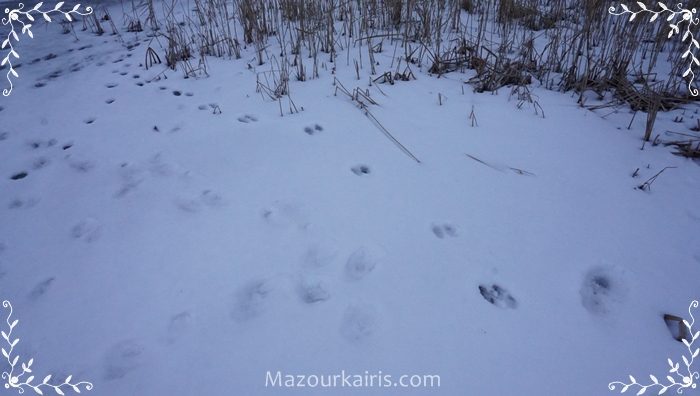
[334,77,421,163]
[465,153,502,172]
[469,105,478,127]
[509,167,535,176]
[464,153,535,176]
[636,166,677,191]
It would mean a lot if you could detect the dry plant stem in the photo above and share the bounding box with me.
[637,166,678,191]
[124,0,700,144]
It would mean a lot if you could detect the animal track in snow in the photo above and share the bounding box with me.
[148,154,184,178]
[28,277,55,300]
[261,202,309,230]
[115,155,187,198]
[432,223,457,239]
[32,157,50,170]
[71,218,102,243]
[103,340,144,381]
[351,165,371,176]
[10,171,28,180]
[478,284,517,309]
[115,162,146,197]
[175,190,225,213]
[165,311,192,344]
[301,245,337,270]
[232,279,274,322]
[237,114,258,123]
[297,277,331,304]
[580,266,627,315]
[25,139,57,151]
[340,304,378,343]
[67,156,97,173]
[304,124,323,135]
[8,197,39,210]
[344,247,380,281]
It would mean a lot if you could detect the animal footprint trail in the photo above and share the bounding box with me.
[103,340,144,381]
[301,245,338,270]
[8,197,39,210]
[340,304,378,343]
[32,157,50,170]
[115,162,146,198]
[297,277,331,304]
[71,218,102,243]
[261,202,310,230]
[351,165,371,176]
[165,311,192,344]
[304,124,323,135]
[67,156,97,173]
[232,279,275,322]
[115,154,190,198]
[10,171,28,180]
[579,266,627,315]
[431,223,457,239]
[344,247,380,281]
[478,284,518,309]
[28,277,56,301]
[174,190,226,213]
[237,114,258,123]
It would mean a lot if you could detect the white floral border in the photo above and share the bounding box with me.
[1,2,93,97]
[609,2,700,96]
[2,300,93,395]
[609,300,700,395]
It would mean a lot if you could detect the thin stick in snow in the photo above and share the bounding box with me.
[636,166,677,191]
[465,153,534,176]
[465,153,502,172]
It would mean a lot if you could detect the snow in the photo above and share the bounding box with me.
[1,3,700,395]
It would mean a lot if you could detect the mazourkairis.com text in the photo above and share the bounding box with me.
[265,370,441,389]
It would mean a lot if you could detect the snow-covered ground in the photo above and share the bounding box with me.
[1,3,700,395]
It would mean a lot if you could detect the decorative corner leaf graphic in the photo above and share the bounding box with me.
[1,2,93,96]
[609,300,700,395]
[609,3,700,96]
[1,300,93,394]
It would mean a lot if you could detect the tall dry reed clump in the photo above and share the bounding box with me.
[120,0,700,139]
